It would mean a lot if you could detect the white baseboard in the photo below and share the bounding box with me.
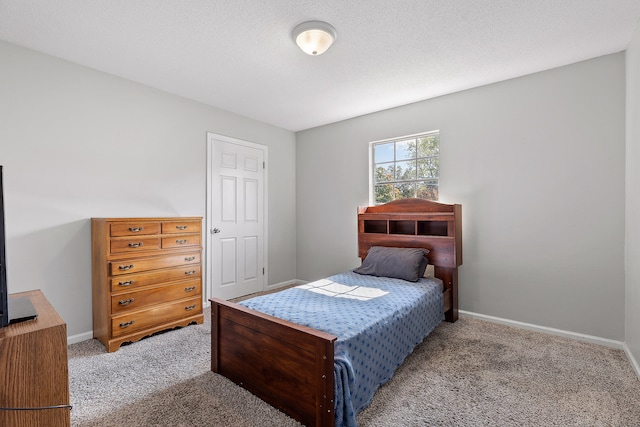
[624,343,640,379]
[67,330,94,345]
[459,310,624,350]
[265,279,297,291]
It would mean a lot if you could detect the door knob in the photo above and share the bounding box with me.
[212,228,221,234]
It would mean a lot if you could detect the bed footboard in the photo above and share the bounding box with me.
[210,298,337,427]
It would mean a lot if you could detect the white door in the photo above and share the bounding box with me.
[207,133,267,300]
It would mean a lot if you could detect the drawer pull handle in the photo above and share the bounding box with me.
[119,320,135,328]
[176,225,188,230]
[129,227,144,232]
[129,242,144,248]
[185,270,196,276]
[185,304,197,311]
[118,298,135,306]
[176,239,187,244]
[118,280,134,287]
[184,286,197,292]
[184,256,196,262]
[118,264,134,271]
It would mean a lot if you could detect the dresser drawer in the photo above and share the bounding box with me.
[111,297,202,338]
[110,237,160,254]
[110,222,160,237]
[162,220,201,235]
[161,234,201,249]
[110,264,201,292]
[111,279,201,314]
[110,252,200,276]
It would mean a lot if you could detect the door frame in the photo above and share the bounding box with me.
[205,132,269,301]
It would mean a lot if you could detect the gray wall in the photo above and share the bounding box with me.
[0,37,632,347]
[0,40,297,339]
[626,22,640,366]
[296,53,626,341]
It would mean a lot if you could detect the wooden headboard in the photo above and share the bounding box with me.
[357,198,462,322]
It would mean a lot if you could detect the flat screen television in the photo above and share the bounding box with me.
[0,165,8,327]
[0,166,37,328]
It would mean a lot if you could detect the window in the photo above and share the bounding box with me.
[371,131,439,204]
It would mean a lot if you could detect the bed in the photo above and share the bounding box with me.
[210,198,462,427]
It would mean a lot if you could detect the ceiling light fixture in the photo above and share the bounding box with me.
[292,21,337,56]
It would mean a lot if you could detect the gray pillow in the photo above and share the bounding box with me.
[353,246,430,282]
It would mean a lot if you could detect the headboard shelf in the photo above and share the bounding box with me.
[389,220,416,235]
[417,220,449,236]
[363,220,388,234]
[360,208,458,237]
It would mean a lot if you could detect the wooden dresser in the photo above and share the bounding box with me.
[0,290,71,427]
[91,217,204,352]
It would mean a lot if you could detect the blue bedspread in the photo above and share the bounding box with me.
[239,271,444,427]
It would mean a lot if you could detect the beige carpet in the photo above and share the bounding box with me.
[68,308,640,426]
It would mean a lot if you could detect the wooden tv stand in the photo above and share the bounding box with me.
[0,290,71,427]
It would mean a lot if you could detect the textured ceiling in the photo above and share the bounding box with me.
[1,1,640,131]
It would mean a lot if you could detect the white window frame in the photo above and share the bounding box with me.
[369,130,440,205]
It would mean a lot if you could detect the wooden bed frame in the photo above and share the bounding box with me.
[210,198,462,427]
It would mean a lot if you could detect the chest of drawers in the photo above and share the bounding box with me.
[91,217,204,352]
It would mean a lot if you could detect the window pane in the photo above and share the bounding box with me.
[416,180,438,201]
[395,160,416,180]
[375,184,395,204]
[417,157,439,178]
[417,135,439,158]
[395,139,414,161]
[374,142,394,163]
[394,182,415,199]
[374,164,394,183]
